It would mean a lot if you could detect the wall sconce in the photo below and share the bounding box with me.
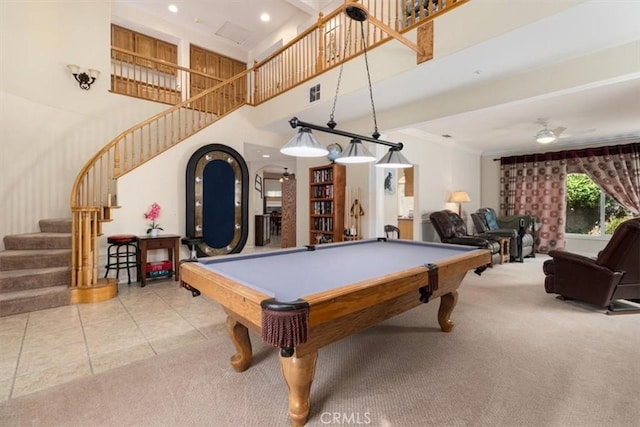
[448,191,471,216]
[67,64,100,90]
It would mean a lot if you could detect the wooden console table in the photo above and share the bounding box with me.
[137,234,181,287]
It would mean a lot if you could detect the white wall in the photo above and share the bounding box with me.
[394,132,481,236]
[0,1,170,247]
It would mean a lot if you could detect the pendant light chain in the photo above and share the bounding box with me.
[282,6,412,168]
[359,21,379,139]
[328,24,353,128]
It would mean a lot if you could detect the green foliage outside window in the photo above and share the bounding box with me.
[566,174,600,209]
[566,173,631,235]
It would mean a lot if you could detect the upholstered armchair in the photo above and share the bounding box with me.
[543,217,640,311]
[472,208,536,262]
[429,210,501,265]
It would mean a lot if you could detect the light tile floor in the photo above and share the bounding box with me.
[0,236,282,402]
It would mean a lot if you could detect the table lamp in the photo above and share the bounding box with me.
[448,191,471,216]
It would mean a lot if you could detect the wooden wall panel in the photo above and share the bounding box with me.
[281,176,297,248]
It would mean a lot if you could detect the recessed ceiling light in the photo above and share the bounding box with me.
[168,4,178,13]
[260,13,270,22]
[262,154,271,158]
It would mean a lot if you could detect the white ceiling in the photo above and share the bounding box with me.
[404,77,640,155]
[113,0,334,49]
[115,0,640,164]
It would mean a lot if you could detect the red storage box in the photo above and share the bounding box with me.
[146,260,172,273]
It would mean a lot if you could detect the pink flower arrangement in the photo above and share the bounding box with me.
[144,203,163,233]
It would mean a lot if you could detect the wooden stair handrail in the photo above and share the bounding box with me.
[71,68,251,209]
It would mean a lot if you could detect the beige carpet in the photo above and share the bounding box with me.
[1,256,639,427]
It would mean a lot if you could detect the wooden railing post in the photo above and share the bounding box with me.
[253,60,259,105]
[113,143,121,177]
[316,12,326,74]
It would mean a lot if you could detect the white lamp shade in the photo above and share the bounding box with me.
[375,148,413,169]
[449,191,471,203]
[335,139,376,164]
[280,128,329,157]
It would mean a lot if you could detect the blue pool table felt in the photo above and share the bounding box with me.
[197,239,478,302]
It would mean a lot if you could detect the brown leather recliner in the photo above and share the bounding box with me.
[429,210,501,265]
[543,217,640,310]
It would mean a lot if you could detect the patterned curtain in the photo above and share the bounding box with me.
[500,154,567,253]
[567,143,640,215]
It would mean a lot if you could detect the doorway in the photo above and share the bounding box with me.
[260,169,296,249]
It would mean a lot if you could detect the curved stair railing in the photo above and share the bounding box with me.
[69,0,467,301]
[69,69,251,299]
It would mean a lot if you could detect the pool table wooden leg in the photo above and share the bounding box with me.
[438,290,458,332]
[279,351,318,427]
[225,316,252,372]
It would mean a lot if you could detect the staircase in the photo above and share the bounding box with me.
[0,219,72,317]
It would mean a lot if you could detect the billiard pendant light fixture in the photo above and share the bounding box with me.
[281,3,413,169]
[281,127,329,157]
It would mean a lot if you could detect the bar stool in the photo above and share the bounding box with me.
[104,234,138,284]
[181,237,203,263]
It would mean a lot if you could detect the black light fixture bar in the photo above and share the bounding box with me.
[289,117,403,151]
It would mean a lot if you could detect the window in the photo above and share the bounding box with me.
[566,173,632,236]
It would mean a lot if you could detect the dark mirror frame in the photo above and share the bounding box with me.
[185,144,249,256]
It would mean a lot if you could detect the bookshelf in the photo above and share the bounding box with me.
[309,164,345,245]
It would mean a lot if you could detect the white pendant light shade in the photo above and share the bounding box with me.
[375,148,413,169]
[335,139,376,164]
[536,129,556,144]
[280,127,329,157]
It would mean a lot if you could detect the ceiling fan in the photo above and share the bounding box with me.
[280,167,290,182]
[535,119,566,144]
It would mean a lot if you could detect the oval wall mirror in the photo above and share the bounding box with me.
[186,144,249,256]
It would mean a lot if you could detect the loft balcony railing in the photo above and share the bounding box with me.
[251,0,466,104]
[70,0,467,300]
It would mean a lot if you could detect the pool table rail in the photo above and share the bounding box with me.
[181,262,268,329]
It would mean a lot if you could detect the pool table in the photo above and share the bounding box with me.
[180,238,491,426]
